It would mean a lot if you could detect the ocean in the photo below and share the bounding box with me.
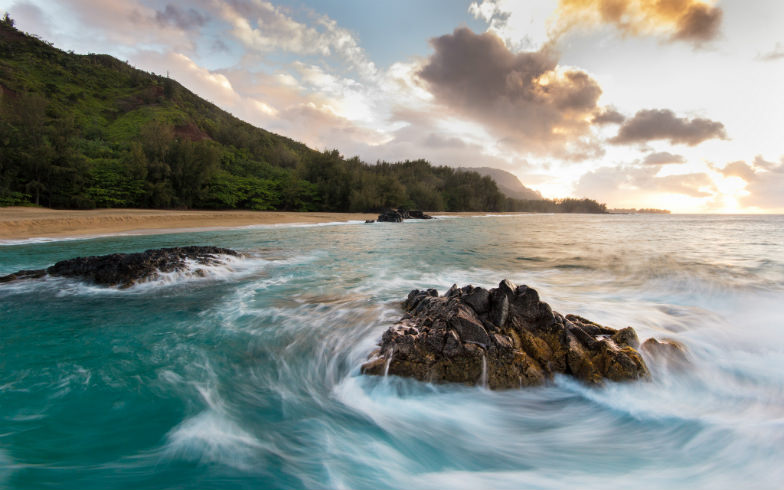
[1,214,783,489]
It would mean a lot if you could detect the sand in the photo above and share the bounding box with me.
[0,207,379,240]
[0,207,523,240]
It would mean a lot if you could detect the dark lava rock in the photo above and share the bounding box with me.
[0,246,239,288]
[407,210,434,220]
[365,219,376,223]
[361,280,661,389]
[377,209,404,222]
[377,208,434,222]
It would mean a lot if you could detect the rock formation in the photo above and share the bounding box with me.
[362,280,665,389]
[0,246,238,288]
[376,208,434,222]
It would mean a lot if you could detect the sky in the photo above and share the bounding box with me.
[2,0,783,212]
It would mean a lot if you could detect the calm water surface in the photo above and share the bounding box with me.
[1,214,783,489]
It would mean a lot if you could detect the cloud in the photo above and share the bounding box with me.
[643,151,686,165]
[574,164,714,206]
[468,0,552,50]
[6,2,53,39]
[155,5,207,30]
[671,2,723,42]
[716,160,756,181]
[610,108,726,146]
[592,107,625,125]
[554,0,723,45]
[716,156,784,209]
[418,27,602,158]
[56,0,197,50]
[215,0,375,75]
[757,42,784,62]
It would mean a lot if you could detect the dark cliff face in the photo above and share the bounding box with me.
[362,280,657,389]
[0,246,239,288]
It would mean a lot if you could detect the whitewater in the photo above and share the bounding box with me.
[1,214,782,489]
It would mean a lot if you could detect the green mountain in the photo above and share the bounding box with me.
[0,16,606,214]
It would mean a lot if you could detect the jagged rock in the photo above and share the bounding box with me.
[376,208,434,222]
[0,246,239,288]
[377,209,404,222]
[362,280,658,389]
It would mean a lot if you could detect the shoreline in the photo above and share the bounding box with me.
[0,207,525,241]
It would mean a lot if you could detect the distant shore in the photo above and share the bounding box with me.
[0,207,523,240]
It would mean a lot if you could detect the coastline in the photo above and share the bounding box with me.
[0,207,525,240]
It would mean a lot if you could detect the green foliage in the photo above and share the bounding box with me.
[0,21,608,214]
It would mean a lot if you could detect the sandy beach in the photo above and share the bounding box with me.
[0,207,380,240]
[0,207,520,240]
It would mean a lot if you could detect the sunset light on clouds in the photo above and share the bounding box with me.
[4,0,782,212]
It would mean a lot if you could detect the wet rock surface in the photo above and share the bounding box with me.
[362,280,664,389]
[377,208,434,222]
[0,246,239,288]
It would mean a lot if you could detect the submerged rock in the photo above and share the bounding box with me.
[0,246,239,288]
[641,338,688,368]
[362,280,660,389]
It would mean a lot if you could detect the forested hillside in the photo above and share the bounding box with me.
[0,16,606,214]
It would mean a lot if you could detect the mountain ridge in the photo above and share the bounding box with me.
[462,167,543,201]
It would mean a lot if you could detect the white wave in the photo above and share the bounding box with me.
[240,220,367,230]
[163,410,271,470]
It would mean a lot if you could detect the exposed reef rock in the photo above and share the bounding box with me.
[362,280,661,389]
[0,246,239,288]
[377,208,434,222]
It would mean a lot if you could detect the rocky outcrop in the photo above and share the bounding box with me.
[362,280,657,389]
[641,338,688,369]
[377,208,434,222]
[0,246,239,288]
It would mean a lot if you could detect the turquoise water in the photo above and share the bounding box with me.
[1,214,783,489]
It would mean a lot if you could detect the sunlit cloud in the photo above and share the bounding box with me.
[553,0,723,45]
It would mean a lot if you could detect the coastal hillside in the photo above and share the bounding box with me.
[0,16,606,213]
[463,167,543,201]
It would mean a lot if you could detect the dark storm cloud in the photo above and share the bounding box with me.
[418,27,602,157]
[643,151,686,165]
[610,109,727,146]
